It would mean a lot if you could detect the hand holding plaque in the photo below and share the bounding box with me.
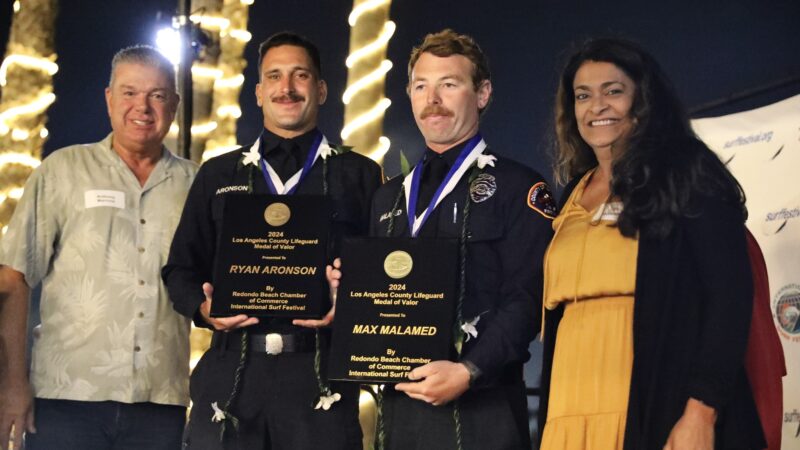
[211,194,331,318]
[292,258,341,328]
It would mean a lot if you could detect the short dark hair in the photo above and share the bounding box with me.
[109,45,176,91]
[258,31,322,78]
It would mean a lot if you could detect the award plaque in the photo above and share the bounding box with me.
[211,194,330,318]
[329,237,458,383]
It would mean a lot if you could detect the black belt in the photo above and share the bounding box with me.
[211,331,316,354]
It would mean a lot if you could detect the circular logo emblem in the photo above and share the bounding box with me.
[774,284,800,335]
[384,250,413,279]
[264,202,291,227]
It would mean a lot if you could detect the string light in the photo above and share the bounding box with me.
[191,65,223,80]
[348,0,391,26]
[216,105,242,118]
[368,136,392,160]
[0,152,43,169]
[214,74,245,89]
[191,121,218,135]
[0,187,26,216]
[10,128,29,140]
[0,9,57,236]
[227,29,252,42]
[0,92,56,133]
[345,21,395,68]
[343,60,392,104]
[0,54,59,86]
[168,121,218,136]
[342,0,394,163]
[0,187,25,205]
[202,145,240,161]
[341,98,391,140]
[189,14,230,31]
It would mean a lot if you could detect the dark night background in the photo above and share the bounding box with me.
[2,0,799,437]
[2,0,799,179]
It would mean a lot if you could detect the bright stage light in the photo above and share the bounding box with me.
[155,27,181,65]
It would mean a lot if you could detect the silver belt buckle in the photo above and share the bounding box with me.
[265,333,283,355]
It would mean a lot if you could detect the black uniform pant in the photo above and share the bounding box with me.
[382,378,531,450]
[183,335,362,450]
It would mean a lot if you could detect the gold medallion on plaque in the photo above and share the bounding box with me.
[264,202,291,227]
[384,250,413,279]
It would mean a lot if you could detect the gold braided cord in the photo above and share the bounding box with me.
[0,0,58,236]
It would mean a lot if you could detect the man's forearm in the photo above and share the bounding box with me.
[0,266,31,384]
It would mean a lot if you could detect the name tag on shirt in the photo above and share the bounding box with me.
[84,190,125,209]
[592,201,623,223]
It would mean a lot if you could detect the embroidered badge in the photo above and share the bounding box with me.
[379,209,403,222]
[470,173,496,203]
[215,185,249,195]
[527,182,557,218]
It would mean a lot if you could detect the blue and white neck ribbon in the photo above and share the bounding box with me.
[253,131,326,195]
[403,134,487,237]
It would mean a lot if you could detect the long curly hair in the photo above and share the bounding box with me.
[553,37,746,238]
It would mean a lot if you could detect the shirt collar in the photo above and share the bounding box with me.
[259,128,319,158]
[422,139,469,169]
[102,132,173,168]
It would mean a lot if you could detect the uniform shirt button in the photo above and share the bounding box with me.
[138,280,145,286]
[140,219,146,225]
[138,312,145,318]
[138,247,145,253]
[134,346,141,352]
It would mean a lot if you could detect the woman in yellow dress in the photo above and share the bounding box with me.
[538,38,765,450]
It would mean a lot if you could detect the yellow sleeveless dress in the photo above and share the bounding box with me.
[539,171,639,450]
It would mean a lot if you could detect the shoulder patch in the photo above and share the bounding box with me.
[527,182,557,219]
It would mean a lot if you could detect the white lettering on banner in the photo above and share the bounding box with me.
[693,93,800,450]
[723,130,774,149]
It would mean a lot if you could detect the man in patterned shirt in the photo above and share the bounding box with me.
[0,46,197,450]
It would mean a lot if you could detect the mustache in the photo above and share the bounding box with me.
[420,105,453,119]
[271,93,305,103]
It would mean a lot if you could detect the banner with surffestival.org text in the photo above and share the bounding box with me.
[692,94,800,450]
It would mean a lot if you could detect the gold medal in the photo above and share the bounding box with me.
[383,250,413,279]
[264,202,291,227]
